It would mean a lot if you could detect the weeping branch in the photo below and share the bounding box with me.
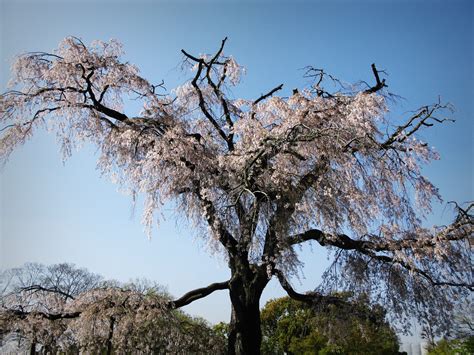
[274,269,389,325]
[287,220,473,290]
[288,213,472,252]
[273,269,344,306]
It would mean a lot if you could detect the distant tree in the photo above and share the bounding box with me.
[0,263,102,353]
[260,294,400,354]
[424,299,474,355]
[0,37,472,353]
[0,263,225,353]
[1,262,103,299]
[427,337,474,355]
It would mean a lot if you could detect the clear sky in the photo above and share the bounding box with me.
[0,0,472,340]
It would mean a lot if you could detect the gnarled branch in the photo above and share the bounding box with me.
[170,280,230,309]
[273,269,344,306]
[288,224,473,290]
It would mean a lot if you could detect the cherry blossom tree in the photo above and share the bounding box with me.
[0,264,225,353]
[0,263,102,353]
[0,37,472,353]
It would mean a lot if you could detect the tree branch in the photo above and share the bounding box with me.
[253,84,284,106]
[196,188,238,255]
[288,227,473,290]
[4,308,81,321]
[181,49,204,63]
[273,269,344,306]
[170,280,230,309]
[205,38,235,147]
[251,84,284,119]
[382,101,454,149]
[189,58,233,150]
[20,284,75,300]
[81,66,130,123]
[364,63,386,94]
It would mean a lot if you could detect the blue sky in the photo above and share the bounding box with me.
[1,0,472,337]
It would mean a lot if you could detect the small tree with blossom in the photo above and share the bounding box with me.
[0,37,472,353]
[0,264,225,353]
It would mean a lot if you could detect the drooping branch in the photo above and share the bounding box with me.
[288,221,473,290]
[274,269,391,326]
[288,210,472,252]
[273,269,344,306]
[169,280,230,309]
[0,60,159,140]
[366,251,473,289]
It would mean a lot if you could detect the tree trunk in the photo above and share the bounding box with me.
[106,316,115,355]
[29,339,36,355]
[227,264,268,355]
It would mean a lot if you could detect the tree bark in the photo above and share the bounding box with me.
[227,262,268,355]
[29,339,36,355]
[106,316,115,355]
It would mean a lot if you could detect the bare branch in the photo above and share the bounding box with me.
[205,38,235,145]
[20,284,75,300]
[382,101,454,148]
[181,49,204,63]
[273,269,344,306]
[189,58,233,150]
[170,280,229,309]
[4,308,81,321]
[364,63,387,94]
[252,84,284,107]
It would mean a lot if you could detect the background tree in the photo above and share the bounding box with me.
[0,262,102,353]
[0,263,225,353]
[0,37,472,353]
[260,294,400,354]
[427,337,474,355]
[424,299,474,355]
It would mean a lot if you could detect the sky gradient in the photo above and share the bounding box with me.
[1,0,472,346]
